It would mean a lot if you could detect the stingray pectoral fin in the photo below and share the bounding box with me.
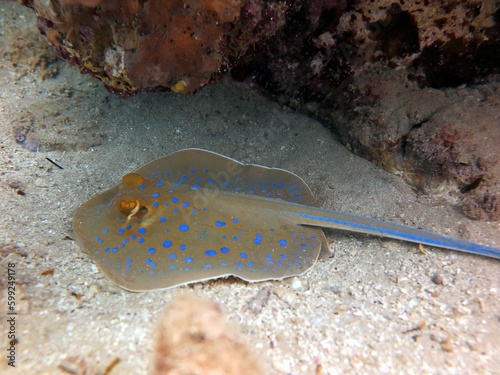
[283,207,500,259]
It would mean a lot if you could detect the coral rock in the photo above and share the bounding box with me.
[154,294,265,375]
[22,0,295,94]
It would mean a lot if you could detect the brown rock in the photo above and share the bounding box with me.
[154,294,266,375]
[24,0,295,94]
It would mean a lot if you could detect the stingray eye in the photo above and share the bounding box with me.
[119,200,138,214]
[119,199,149,221]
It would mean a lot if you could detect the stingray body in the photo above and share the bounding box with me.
[73,149,500,291]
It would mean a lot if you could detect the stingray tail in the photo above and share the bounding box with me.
[282,206,500,259]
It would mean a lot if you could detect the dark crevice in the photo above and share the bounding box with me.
[460,176,483,193]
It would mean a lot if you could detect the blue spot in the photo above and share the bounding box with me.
[173,184,179,188]
[152,193,159,198]
[311,236,316,240]
[279,239,287,247]
[190,169,195,174]
[240,252,248,259]
[276,261,282,266]
[162,240,172,249]
[119,244,125,249]
[204,169,208,173]
[191,210,197,215]
[254,233,263,244]
[139,184,146,190]
[207,179,213,184]
[116,264,121,269]
[270,228,275,232]
[179,224,189,232]
[247,262,254,267]
[205,250,217,257]
[145,259,152,264]
[169,265,176,270]
[156,182,164,187]
[190,184,200,190]
[117,228,125,235]
[296,195,302,200]
[196,177,201,183]
[104,248,110,253]
[130,235,137,240]
[182,202,189,208]
[165,203,170,207]
[184,257,193,264]
[220,247,230,254]
[111,248,118,253]
[138,238,145,244]
[280,254,287,260]
[236,262,243,268]
[204,264,212,269]
[292,233,297,238]
[159,217,166,223]
[168,189,174,194]
[126,225,132,231]
[173,208,179,213]
[180,244,187,251]
[152,202,159,208]
[169,254,177,259]
[301,244,307,248]
[233,236,239,242]
[125,259,132,264]
[215,221,226,227]
[125,265,131,271]
[102,229,109,234]
[221,262,227,267]
[148,248,156,255]
[138,228,146,235]
[150,262,157,268]
[235,187,241,192]
[172,197,179,204]
[233,218,239,224]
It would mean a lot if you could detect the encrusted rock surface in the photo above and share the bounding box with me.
[21,0,297,94]
[326,67,500,221]
[154,295,265,375]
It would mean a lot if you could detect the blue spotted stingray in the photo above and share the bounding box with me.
[73,149,500,291]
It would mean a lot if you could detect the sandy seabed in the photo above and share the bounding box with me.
[0,2,499,374]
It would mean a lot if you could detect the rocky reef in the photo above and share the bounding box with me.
[20,0,500,220]
[20,0,296,94]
